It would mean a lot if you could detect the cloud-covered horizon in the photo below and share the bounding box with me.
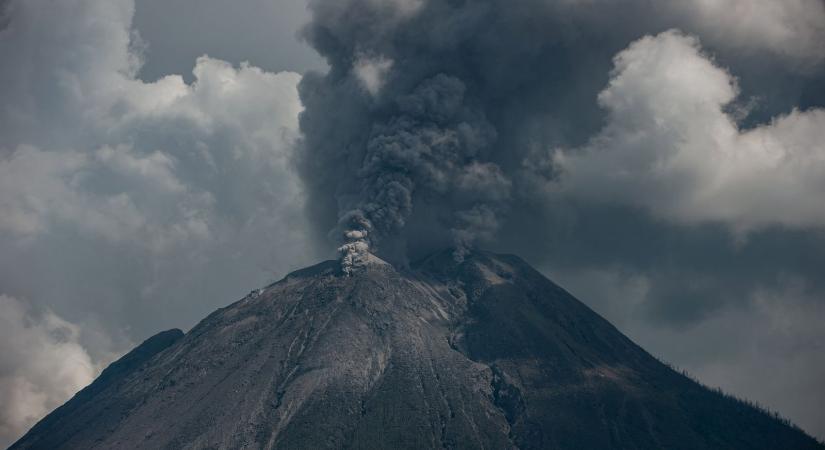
[1,0,824,445]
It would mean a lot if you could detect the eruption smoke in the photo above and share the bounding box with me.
[296,0,825,272]
[327,72,503,270]
[298,0,576,269]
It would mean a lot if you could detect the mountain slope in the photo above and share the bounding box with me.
[11,250,822,449]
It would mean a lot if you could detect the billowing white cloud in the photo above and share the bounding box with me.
[554,30,825,235]
[0,52,307,252]
[0,0,319,442]
[0,295,102,448]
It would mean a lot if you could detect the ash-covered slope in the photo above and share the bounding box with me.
[12,251,822,449]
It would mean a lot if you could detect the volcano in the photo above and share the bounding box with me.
[11,250,822,449]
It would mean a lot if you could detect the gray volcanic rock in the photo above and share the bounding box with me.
[11,250,823,449]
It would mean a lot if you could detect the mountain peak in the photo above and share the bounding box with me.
[12,250,823,450]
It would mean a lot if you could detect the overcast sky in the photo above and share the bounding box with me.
[1,0,824,446]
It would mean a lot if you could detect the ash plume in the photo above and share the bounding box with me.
[296,0,825,271]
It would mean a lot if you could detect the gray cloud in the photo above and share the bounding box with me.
[552,267,825,441]
[671,0,825,70]
[0,0,321,443]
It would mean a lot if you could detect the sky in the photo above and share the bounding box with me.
[0,0,824,445]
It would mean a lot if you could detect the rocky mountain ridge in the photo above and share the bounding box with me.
[11,250,823,449]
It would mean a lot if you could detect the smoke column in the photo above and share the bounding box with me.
[297,0,584,269]
[295,0,825,271]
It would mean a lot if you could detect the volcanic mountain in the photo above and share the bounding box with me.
[11,250,822,449]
